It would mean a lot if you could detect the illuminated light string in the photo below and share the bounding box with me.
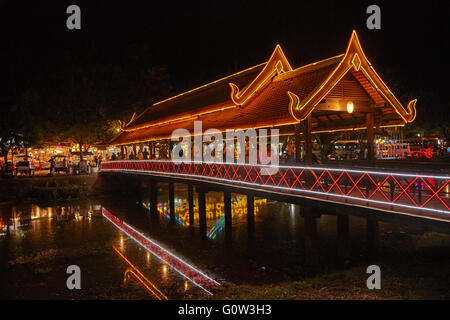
[118,61,267,133]
[274,54,344,83]
[120,63,266,131]
[103,160,450,180]
[229,44,292,106]
[153,63,266,106]
[101,162,450,216]
[104,168,450,216]
[102,208,220,295]
[112,121,406,147]
[113,245,168,300]
[120,104,237,133]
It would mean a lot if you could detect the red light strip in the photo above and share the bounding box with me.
[101,161,450,217]
[102,207,220,295]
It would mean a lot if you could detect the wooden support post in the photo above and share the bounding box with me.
[168,182,175,223]
[367,217,379,257]
[366,112,375,162]
[303,206,319,266]
[149,180,158,217]
[198,188,207,237]
[188,184,194,227]
[337,214,350,261]
[294,124,302,163]
[224,191,232,240]
[247,194,255,237]
[149,142,153,159]
[168,139,173,160]
[304,115,312,164]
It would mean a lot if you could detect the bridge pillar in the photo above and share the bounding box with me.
[302,206,319,266]
[224,190,232,243]
[247,194,255,237]
[198,187,207,237]
[337,214,350,261]
[169,182,175,224]
[367,217,379,257]
[149,180,158,218]
[188,184,195,227]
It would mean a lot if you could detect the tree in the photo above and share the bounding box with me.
[5,43,173,162]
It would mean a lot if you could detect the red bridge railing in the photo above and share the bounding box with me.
[101,160,450,220]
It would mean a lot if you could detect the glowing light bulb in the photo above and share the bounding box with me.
[346,101,354,114]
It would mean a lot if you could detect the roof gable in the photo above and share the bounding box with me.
[228,45,292,106]
[287,30,417,123]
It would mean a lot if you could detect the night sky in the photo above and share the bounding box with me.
[2,1,449,122]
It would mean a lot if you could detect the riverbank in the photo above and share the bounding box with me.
[211,231,450,300]
[3,241,449,300]
[0,174,103,204]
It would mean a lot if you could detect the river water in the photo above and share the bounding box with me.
[1,183,449,299]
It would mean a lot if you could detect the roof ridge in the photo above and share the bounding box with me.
[274,54,344,82]
[125,62,265,128]
[153,62,266,107]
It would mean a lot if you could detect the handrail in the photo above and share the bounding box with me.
[101,160,450,219]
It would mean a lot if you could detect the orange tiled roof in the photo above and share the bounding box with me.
[111,31,417,146]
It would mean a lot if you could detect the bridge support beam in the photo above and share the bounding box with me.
[367,217,379,258]
[188,184,195,227]
[169,182,175,224]
[302,206,319,266]
[224,191,232,242]
[337,214,350,261]
[247,194,255,237]
[149,180,158,218]
[198,187,207,237]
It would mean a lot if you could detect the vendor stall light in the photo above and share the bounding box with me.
[346,101,354,114]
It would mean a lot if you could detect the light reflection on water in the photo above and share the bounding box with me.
[1,184,450,299]
[142,193,267,239]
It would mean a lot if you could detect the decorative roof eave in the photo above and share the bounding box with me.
[287,30,417,123]
[229,44,293,106]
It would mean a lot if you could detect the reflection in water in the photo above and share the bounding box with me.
[142,194,267,239]
[102,207,220,295]
[2,194,449,300]
[113,245,168,300]
[0,203,98,235]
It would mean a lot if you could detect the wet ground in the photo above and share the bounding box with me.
[1,183,449,299]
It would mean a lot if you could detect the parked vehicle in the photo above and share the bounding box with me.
[1,162,14,177]
[15,160,35,176]
[50,155,69,175]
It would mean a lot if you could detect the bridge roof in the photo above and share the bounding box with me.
[111,31,417,146]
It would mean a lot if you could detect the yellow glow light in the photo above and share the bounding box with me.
[347,101,354,114]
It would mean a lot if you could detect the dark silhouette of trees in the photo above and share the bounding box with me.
[3,43,172,163]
